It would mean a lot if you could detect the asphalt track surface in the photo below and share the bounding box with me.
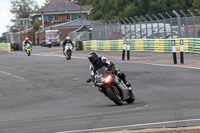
[0,47,200,133]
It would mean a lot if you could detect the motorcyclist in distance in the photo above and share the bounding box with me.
[86,51,131,87]
[23,37,32,51]
[62,36,74,55]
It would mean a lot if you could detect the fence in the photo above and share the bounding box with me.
[69,31,92,41]
[91,10,200,40]
[76,38,200,53]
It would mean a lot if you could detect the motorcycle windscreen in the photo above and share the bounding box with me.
[96,67,108,78]
[65,43,73,49]
[26,43,31,49]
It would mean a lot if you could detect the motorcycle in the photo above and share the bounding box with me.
[64,43,73,60]
[26,43,31,56]
[89,67,135,105]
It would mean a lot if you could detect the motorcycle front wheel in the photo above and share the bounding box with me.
[106,86,123,106]
[67,50,71,60]
[125,90,135,104]
[27,51,31,56]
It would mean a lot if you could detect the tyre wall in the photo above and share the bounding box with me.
[78,38,200,53]
[0,43,11,52]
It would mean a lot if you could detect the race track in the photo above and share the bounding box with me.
[0,47,200,133]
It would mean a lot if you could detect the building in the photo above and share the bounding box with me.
[31,0,92,30]
[35,19,94,44]
[10,0,93,45]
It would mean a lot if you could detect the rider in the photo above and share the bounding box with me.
[62,36,74,55]
[23,37,32,51]
[86,51,131,87]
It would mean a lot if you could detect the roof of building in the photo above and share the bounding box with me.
[73,25,92,32]
[36,19,95,33]
[36,0,92,13]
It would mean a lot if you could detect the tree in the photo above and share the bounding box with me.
[44,0,54,5]
[10,0,39,21]
[32,22,38,45]
[192,0,200,9]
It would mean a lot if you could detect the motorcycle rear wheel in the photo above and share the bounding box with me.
[107,86,123,106]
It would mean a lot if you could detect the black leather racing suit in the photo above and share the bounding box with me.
[89,56,128,84]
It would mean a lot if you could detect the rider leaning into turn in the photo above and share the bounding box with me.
[62,36,74,55]
[23,37,32,51]
[86,51,131,87]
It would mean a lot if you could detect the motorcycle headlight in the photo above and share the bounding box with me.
[104,75,112,84]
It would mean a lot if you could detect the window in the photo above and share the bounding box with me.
[67,14,71,21]
[44,15,59,22]
[54,15,59,22]
[17,20,23,26]
[44,15,53,22]
[24,20,29,26]
[66,13,84,21]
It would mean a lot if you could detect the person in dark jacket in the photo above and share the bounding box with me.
[62,36,74,55]
[86,51,131,87]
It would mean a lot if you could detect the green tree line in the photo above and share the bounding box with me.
[77,0,200,21]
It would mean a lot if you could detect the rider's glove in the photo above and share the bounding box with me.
[112,69,118,74]
[86,78,92,83]
[107,64,114,71]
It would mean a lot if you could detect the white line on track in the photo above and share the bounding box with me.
[0,70,24,80]
[0,70,11,75]
[55,118,200,133]
[12,75,24,80]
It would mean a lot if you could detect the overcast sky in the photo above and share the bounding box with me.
[0,0,45,36]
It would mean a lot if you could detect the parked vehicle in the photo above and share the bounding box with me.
[122,23,172,39]
[183,25,200,38]
[89,67,135,106]
[41,29,60,48]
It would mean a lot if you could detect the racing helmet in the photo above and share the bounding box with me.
[66,36,70,40]
[88,51,99,65]
[25,37,29,41]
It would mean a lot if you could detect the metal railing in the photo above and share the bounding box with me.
[91,9,200,40]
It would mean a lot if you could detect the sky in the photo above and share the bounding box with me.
[0,0,45,36]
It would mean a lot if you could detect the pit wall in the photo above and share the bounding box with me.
[80,38,200,53]
[0,43,11,52]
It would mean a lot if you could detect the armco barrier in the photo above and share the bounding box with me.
[78,38,200,53]
[0,43,11,52]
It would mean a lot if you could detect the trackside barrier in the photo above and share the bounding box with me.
[79,38,200,54]
[122,40,126,60]
[172,40,177,64]
[180,40,184,64]
[0,43,11,52]
[122,40,130,60]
